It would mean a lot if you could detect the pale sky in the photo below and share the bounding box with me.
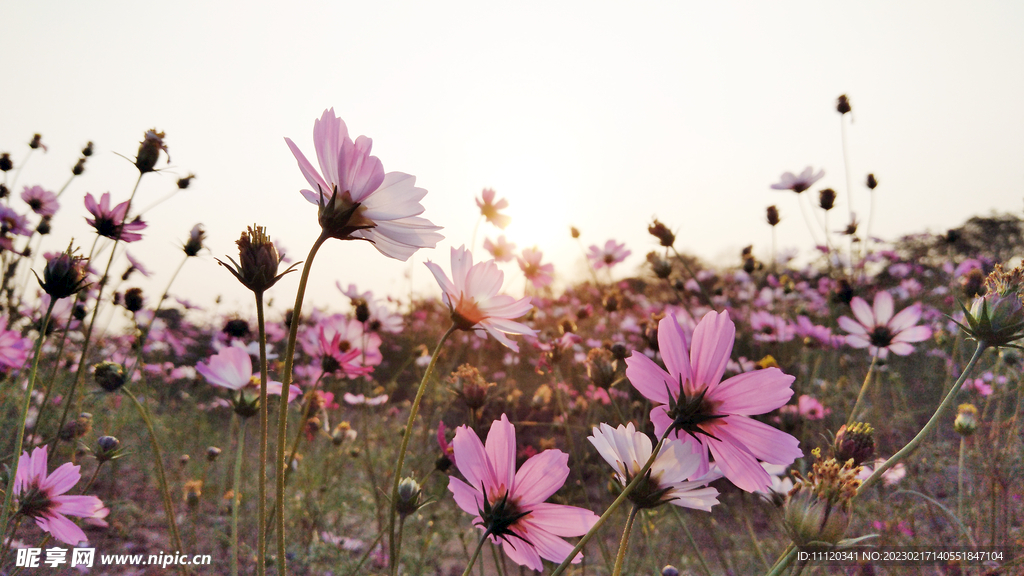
[4,1,1023,319]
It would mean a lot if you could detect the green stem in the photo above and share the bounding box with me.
[846,353,877,426]
[0,300,54,540]
[670,507,712,576]
[611,505,638,576]
[345,528,386,576]
[231,417,248,576]
[857,341,987,496]
[670,246,715,309]
[275,232,328,576]
[460,529,492,576]
[124,387,187,573]
[389,324,457,575]
[549,437,666,576]
[744,510,771,570]
[255,291,268,576]
[958,436,967,522]
[766,543,796,576]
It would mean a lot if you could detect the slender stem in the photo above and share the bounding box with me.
[255,291,268,576]
[549,437,666,576]
[670,507,712,576]
[840,114,854,224]
[231,417,248,576]
[274,232,328,576]
[766,543,796,576]
[0,300,54,537]
[389,324,457,574]
[611,505,638,576]
[958,436,967,522]
[461,530,492,576]
[847,354,878,426]
[669,246,715,308]
[344,528,386,576]
[857,341,987,495]
[744,511,771,570]
[123,387,187,573]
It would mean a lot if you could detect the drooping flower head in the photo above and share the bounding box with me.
[588,422,719,511]
[426,246,535,352]
[587,239,632,270]
[448,415,599,571]
[21,185,59,216]
[84,192,147,243]
[285,108,443,260]
[770,167,825,194]
[625,311,802,492]
[14,445,105,545]
[476,188,511,229]
[517,247,554,290]
[837,291,931,358]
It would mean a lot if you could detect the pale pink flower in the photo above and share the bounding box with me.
[448,414,599,571]
[588,422,719,511]
[625,311,802,492]
[517,247,554,289]
[425,245,535,352]
[837,291,932,359]
[21,185,59,216]
[342,392,389,406]
[476,188,511,229]
[84,192,146,242]
[587,239,631,270]
[483,235,517,263]
[317,327,374,378]
[0,318,32,370]
[770,167,825,193]
[14,445,104,545]
[195,347,301,402]
[285,108,443,261]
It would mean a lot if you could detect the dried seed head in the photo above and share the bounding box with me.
[648,219,675,247]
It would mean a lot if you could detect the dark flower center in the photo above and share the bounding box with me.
[664,377,726,441]
[868,326,894,348]
[17,486,54,520]
[479,488,532,547]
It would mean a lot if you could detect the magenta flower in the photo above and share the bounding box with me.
[0,206,31,251]
[483,235,517,263]
[84,192,146,242]
[448,415,599,571]
[425,245,535,352]
[837,291,931,359]
[196,347,301,402]
[625,311,802,492]
[517,247,554,290]
[21,185,59,216]
[317,327,374,378]
[770,167,825,193]
[14,446,104,545]
[285,108,443,260]
[0,318,31,370]
[587,239,632,270]
[476,188,512,229]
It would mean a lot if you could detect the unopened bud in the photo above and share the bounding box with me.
[95,436,123,462]
[179,454,191,467]
[954,404,978,436]
[183,480,203,508]
[177,173,196,189]
[183,224,205,257]
[648,219,675,247]
[0,153,12,172]
[570,226,581,239]
[396,477,422,518]
[124,287,145,312]
[586,348,617,388]
[206,446,222,462]
[36,244,89,300]
[836,94,851,115]
[832,422,875,466]
[662,566,680,576]
[72,157,86,176]
[866,173,878,190]
[819,188,837,211]
[135,129,168,174]
[218,225,296,294]
[82,142,94,157]
[60,413,93,441]
[93,361,126,392]
[766,205,780,226]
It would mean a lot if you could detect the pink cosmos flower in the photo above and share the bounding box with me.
[517,247,554,290]
[196,347,301,402]
[425,245,535,352]
[483,235,517,263]
[317,327,374,378]
[342,392,389,406]
[625,311,803,492]
[437,421,456,467]
[476,188,512,229]
[21,185,59,216]
[14,445,104,545]
[0,318,32,369]
[588,422,720,511]
[301,315,382,368]
[84,192,146,242]
[448,415,599,571]
[587,239,632,270]
[837,291,932,359]
[285,108,443,261]
[770,167,825,193]
[0,206,31,251]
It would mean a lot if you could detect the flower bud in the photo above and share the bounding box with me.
[0,153,12,172]
[648,252,672,279]
[0,184,8,198]
[648,219,675,247]
[59,412,93,441]
[124,287,145,312]
[836,94,851,115]
[662,566,680,576]
[217,225,297,294]
[819,188,837,211]
[784,488,852,545]
[766,205,780,226]
[82,142,94,157]
[832,422,875,466]
[223,319,250,339]
[95,436,124,462]
[36,244,89,300]
[183,480,203,508]
[954,403,978,436]
[448,364,494,411]
[354,299,371,323]
[179,454,191,467]
[177,173,196,189]
[72,157,86,176]
[135,129,168,174]
[29,134,44,150]
[182,224,205,257]
[959,263,1024,347]
[586,348,618,388]
[93,361,126,392]
[866,173,878,189]
[396,477,423,518]
[570,226,581,239]
[206,446,222,462]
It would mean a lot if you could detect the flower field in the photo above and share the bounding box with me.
[0,100,1020,575]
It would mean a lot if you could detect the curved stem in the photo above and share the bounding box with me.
[275,232,328,576]
[231,417,248,576]
[388,324,457,574]
[611,505,638,576]
[766,543,796,576]
[460,529,492,576]
[846,353,878,426]
[0,299,54,536]
[255,291,268,576]
[670,506,713,576]
[857,341,987,495]
[550,437,665,576]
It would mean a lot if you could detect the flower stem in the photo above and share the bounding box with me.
[460,529,493,576]
[255,291,268,576]
[765,543,796,576]
[388,324,457,575]
[847,353,878,426]
[123,386,187,574]
[958,436,967,522]
[231,417,248,576]
[670,507,713,576]
[857,340,987,496]
[611,505,638,576]
[549,437,665,576]
[0,299,54,540]
[274,232,328,576]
